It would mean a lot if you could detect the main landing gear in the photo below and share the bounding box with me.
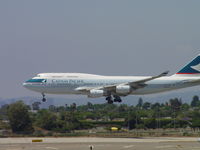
[106,96,113,104]
[42,93,46,102]
[106,95,122,104]
[113,95,122,103]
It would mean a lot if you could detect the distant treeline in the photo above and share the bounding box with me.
[1,96,200,135]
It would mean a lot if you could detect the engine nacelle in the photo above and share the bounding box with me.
[116,85,131,94]
[88,89,104,98]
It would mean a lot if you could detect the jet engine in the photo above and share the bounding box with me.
[116,85,131,94]
[88,89,104,98]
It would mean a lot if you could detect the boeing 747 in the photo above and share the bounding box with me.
[23,54,200,104]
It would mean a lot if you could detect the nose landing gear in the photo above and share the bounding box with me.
[42,93,46,102]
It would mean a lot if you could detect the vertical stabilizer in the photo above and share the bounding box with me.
[176,54,200,75]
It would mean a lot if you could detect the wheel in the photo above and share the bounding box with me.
[106,96,113,104]
[106,96,111,101]
[42,98,46,102]
[114,99,118,102]
[117,99,122,103]
[113,95,122,103]
[108,100,113,104]
[114,99,122,102]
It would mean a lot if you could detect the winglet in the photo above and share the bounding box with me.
[160,71,169,77]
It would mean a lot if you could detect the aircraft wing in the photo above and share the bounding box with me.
[126,71,169,87]
[76,71,169,94]
[100,71,169,90]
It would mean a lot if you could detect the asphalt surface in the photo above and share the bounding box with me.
[0,137,200,150]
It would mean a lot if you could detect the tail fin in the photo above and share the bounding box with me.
[176,54,200,75]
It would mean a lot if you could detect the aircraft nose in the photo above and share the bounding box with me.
[23,82,29,87]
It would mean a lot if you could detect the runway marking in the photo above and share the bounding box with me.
[1,145,19,147]
[94,144,108,146]
[191,147,200,150]
[5,148,22,150]
[156,145,176,149]
[123,145,135,149]
[45,147,58,150]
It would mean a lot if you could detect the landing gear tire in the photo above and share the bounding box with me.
[106,96,113,104]
[113,95,122,103]
[42,93,46,102]
[108,100,113,104]
[42,98,46,102]
[116,99,122,103]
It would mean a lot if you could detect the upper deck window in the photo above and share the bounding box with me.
[51,76,63,78]
[67,76,78,78]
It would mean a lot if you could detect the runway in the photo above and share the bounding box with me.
[0,137,200,150]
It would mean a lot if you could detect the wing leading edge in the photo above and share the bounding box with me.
[75,71,169,95]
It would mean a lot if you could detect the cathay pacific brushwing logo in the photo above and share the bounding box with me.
[42,79,47,83]
[191,63,200,72]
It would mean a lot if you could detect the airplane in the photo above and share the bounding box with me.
[23,54,200,104]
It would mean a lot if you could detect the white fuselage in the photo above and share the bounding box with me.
[23,73,200,97]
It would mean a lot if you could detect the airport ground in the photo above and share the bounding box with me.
[0,137,200,150]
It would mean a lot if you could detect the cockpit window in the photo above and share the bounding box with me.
[26,79,47,83]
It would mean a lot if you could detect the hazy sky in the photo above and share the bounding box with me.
[0,0,200,98]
